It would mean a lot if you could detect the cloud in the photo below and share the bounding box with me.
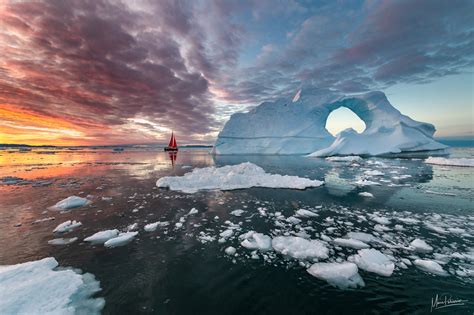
[0,0,244,144]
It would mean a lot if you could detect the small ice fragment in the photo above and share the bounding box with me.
[333,238,370,249]
[50,196,90,210]
[144,221,169,232]
[358,192,374,198]
[188,208,199,215]
[364,170,384,176]
[307,262,365,289]
[230,209,245,217]
[413,259,448,276]
[84,229,119,244]
[410,239,433,253]
[353,249,395,276]
[53,220,82,233]
[295,209,318,218]
[272,236,329,259]
[225,246,236,255]
[240,232,272,251]
[104,232,138,248]
[48,237,78,245]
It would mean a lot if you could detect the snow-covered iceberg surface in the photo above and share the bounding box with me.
[156,162,323,193]
[0,257,104,314]
[213,89,447,156]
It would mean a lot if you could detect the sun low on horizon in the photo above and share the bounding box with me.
[0,0,473,146]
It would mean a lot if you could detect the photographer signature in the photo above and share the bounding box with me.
[431,294,468,312]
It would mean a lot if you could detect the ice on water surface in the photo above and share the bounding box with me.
[0,258,104,314]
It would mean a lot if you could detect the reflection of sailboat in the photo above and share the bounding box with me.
[164,132,178,152]
[168,151,177,167]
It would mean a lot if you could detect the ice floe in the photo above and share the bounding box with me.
[358,192,374,198]
[272,236,329,260]
[48,237,78,245]
[413,259,448,276]
[0,257,104,314]
[156,162,323,193]
[49,196,90,210]
[84,229,119,244]
[240,231,272,251]
[410,239,433,253]
[333,238,370,249]
[307,262,365,289]
[104,232,138,248]
[352,249,395,277]
[144,221,169,232]
[425,157,474,167]
[53,220,82,233]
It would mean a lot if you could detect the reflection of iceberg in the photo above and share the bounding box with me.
[213,89,447,156]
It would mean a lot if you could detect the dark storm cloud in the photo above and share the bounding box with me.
[216,0,474,104]
[0,0,243,141]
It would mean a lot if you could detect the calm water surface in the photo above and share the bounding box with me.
[0,147,473,314]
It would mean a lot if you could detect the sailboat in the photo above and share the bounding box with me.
[164,132,178,151]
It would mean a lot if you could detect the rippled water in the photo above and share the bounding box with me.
[0,147,473,314]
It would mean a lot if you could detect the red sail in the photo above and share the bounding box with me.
[172,134,177,147]
[168,132,177,148]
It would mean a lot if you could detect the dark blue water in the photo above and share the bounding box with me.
[0,147,473,314]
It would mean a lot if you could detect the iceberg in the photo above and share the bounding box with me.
[156,162,323,193]
[213,89,447,156]
[0,257,104,314]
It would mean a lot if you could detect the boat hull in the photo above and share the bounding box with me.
[164,147,178,152]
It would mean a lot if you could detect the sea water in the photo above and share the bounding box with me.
[0,146,472,314]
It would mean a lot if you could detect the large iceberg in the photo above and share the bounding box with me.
[213,89,447,156]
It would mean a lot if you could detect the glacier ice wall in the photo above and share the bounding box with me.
[212,89,447,156]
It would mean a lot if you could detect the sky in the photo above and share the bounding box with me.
[0,0,473,146]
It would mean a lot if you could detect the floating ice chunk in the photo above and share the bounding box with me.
[358,192,374,198]
[230,209,245,217]
[50,196,90,210]
[448,227,466,234]
[156,162,324,193]
[0,257,104,314]
[413,259,448,276]
[397,217,419,224]
[425,157,474,167]
[188,208,199,215]
[287,216,302,225]
[53,220,82,233]
[84,229,119,244]
[326,156,362,162]
[220,229,234,239]
[307,262,365,289]
[353,249,395,276]
[48,237,78,245]
[370,215,391,225]
[424,223,448,234]
[295,209,318,218]
[333,238,370,249]
[144,221,169,232]
[240,232,272,251]
[410,239,433,253]
[364,170,384,176]
[104,232,138,248]
[127,223,138,231]
[346,232,376,243]
[272,236,329,260]
[225,246,236,255]
[354,179,381,186]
